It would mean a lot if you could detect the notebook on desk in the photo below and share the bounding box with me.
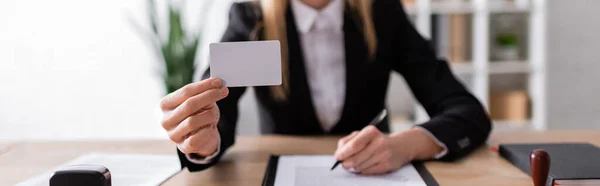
[262,155,438,186]
[499,143,600,186]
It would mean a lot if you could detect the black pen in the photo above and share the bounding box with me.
[330,109,388,171]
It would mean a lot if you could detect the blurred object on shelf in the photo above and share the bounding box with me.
[491,13,528,61]
[495,32,519,60]
[449,14,467,63]
[494,14,519,60]
[432,15,449,60]
[489,90,530,121]
[432,13,472,64]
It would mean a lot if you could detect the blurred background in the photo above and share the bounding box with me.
[1,0,598,141]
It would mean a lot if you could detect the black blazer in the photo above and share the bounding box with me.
[178,0,491,172]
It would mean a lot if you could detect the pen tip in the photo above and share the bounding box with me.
[330,161,340,171]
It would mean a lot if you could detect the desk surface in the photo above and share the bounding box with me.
[2,130,600,186]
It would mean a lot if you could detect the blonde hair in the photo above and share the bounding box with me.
[256,0,377,101]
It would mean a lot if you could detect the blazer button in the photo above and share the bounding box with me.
[457,137,470,149]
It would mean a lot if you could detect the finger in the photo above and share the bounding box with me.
[179,127,218,155]
[359,162,391,175]
[168,104,219,143]
[162,87,228,130]
[160,78,222,111]
[337,131,359,149]
[335,126,380,160]
[355,147,391,172]
[342,137,384,170]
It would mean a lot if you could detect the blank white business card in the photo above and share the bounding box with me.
[210,40,282,87]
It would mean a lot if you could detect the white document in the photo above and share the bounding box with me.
[210,40,282,87]
[15,152,181,186]
[274,155,427,186]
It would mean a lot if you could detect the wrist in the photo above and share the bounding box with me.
[388,130,418,161]
[389,128,443,161]
[409,128,444,160]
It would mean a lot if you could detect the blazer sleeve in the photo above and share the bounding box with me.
[387,0,492,161]
[177,2,259,172]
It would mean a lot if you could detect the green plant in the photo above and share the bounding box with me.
[142,0,214,94]
[496,33,519,48]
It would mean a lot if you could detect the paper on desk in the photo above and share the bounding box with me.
[15,152,181,186]
[274,155,427,186]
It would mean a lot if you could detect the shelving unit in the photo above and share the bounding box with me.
[409,0,547,132]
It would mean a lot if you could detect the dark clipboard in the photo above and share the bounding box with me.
[261,155,439,186]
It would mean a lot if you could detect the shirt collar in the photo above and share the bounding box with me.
[291,0,344,33]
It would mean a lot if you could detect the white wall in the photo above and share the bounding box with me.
[0,0,268,140]
[0,0,419,140]
[0,0,169,140]
[546,0,600,129]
